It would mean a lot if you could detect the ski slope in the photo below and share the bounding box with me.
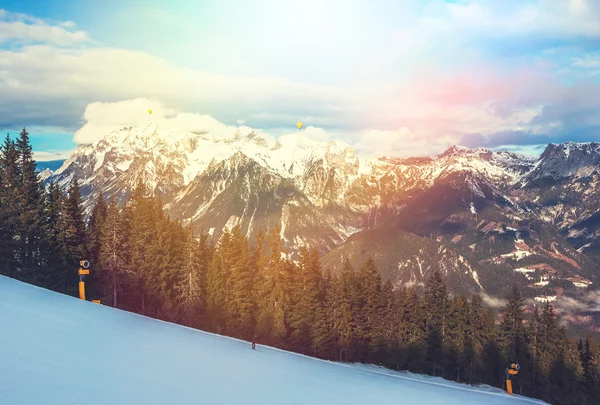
[0,276,547,405]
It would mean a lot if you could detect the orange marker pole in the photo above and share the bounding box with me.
[79,281,86,300]
[78,261,90,301]
[506,379,513,395]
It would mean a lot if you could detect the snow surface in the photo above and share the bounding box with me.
[0,276,547,405]
[470,203,477,214]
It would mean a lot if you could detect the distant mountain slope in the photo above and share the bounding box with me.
[516,142,600,264]
[320,226,488,295]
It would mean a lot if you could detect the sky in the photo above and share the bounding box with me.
[1,0,599,161]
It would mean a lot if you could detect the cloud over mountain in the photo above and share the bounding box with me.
[2,1,600,156]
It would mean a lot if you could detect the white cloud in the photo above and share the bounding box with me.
[481,293,506,309]
[554,290,600,313]
[572,54,600,69]
[32,150,72,162]
[74,99,243,144]
[0,44,358,132]
[353,127,427,157]
[3,5,600,158]
[440,0,600,38]
[301,126,331,142]
[71,98,463,158]
[0,9,89,46]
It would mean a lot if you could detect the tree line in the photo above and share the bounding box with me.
[1,128,600,405]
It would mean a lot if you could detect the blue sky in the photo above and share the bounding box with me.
[1,0,600,159]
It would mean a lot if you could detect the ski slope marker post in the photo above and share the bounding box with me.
[505,363,519,395]
[78,260,90,301]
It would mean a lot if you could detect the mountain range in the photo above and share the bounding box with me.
[46,125,600,315]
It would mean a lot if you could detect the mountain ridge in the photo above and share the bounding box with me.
[46,125,600,309]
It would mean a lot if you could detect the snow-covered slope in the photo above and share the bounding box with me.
[0,275,546,405]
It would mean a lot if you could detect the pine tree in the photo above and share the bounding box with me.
[15,127,45,283]
[386,287,408,370]
[373,279,396,366]
[288,247,323,354]
[564,337,586,405]
[311,270,338,359]
[85,193,108,300]
[0,142,5,272]
[447,295,470,381]
[249,228,267,334]
[549,336,585,405]
[87,193,108,266]
[206,233,230,334]
[477,307,503,386]
[584,337,600,405]
[226,226,257,340]
[357,257,382,362]
[527,305,543,396]
[98,199,129,308]
[176,231,210,329]
[0,134,20,277]
[333,259,364,361]
[255,225,289,345]
[500,286,526,364]
[424,271,449,376]
[125,181,159,315]
[151,206,186,320]
[42,181,70,292]
[404,287,426,373]
[541,301,559,344]
[464,294,486,384]
[62,180,87,269]
[481,335,506,388]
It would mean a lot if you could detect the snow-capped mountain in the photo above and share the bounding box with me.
[38,168,54,181]
[515,142,600,267]
[49,125,600,302]
[524,142,600,183]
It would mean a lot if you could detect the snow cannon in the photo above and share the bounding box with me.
[505,363,520,395]
[78,260,91,301]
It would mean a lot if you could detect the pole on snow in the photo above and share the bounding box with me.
[78,260,90,301]
[505,363,520,395]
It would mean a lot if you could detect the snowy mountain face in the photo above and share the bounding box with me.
[38,168,54,182]
[525,142,600,182]
[515,142,600,267]
[50,126,600,305]
[321,227,487,295]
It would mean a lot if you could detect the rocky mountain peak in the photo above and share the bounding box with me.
[527,142,600,182]
[439,145,471,158]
